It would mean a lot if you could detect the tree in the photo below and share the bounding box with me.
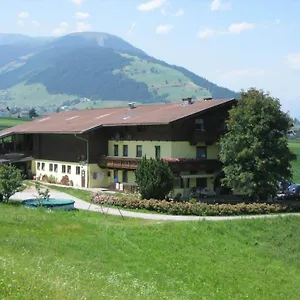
[219,88,296,200]
[29,108,38,118]
[0,164,25,202]
[135,157,174,200]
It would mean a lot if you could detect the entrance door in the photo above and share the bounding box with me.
[196,177,207,189]
[81,170,86,188]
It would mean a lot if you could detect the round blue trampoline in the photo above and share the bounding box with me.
[22,198,75,210]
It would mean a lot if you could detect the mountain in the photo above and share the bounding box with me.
[0,32,239,110]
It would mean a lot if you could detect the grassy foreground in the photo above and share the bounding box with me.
[1,205,300,300]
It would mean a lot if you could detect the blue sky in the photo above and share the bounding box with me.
[1,0,300,116]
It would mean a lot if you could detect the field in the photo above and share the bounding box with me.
[2,83,76,107]
[1,204,300,300]
[289,141,300,183]
[0,117,29,131]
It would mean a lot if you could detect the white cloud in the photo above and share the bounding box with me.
[174,8,184,17]
[72,0,84,6]
[219,68,265,79]
[210,0,231,11]
[52,22,69,36]
[285,53,300,69]
[196,22,255,39]
[228,22,255,34]
[197,28,215,39]
[156,24,173,35]
[127,23,136,37]
[138,0,166,12]
[75,12,90,19]
[18,12,29,19]
[60,22,69,28]
[76,22,91,32]
[274,19,280,25]
[32,20,40,27]
[18,20,25,27]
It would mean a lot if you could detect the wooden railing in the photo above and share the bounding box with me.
[98,156,141,170]
[99,156,221,173]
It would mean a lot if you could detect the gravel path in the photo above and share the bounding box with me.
[12,187,300,222]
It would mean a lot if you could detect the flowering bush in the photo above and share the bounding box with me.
[60,175,70,186]
[91,193,300,216]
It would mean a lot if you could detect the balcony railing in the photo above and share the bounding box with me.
[99,155,221,173]
[98,156,141,170]
[163,157,222,172]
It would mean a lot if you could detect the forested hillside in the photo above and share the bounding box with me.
[0,32,239,108]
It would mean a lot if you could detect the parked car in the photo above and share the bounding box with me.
[284,184,300,200]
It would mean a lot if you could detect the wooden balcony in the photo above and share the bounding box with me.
[98,156,141,170]
[164,158,222,173]
[189,130,225,145]
[99,155,221,173]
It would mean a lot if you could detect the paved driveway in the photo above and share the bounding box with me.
[12,187,300,221]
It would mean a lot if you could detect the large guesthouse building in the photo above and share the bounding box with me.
[0,98,236,197]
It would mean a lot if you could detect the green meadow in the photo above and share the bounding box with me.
[0,117,29,131]
[1,204,300,299]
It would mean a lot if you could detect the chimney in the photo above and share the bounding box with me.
[128,102,136,109]
[182,97,193,105]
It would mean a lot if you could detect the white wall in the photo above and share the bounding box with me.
[34,159,88,188]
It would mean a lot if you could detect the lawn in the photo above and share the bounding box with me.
[289,141,300,183]
[1,204,300,300]
[0,117,29,131]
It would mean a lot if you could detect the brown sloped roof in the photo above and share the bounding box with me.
[0,99,235,138]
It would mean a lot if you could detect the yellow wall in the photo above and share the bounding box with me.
[108,140,219,159]
[34,159,88,188]
[108,140,172,158]
[171,142,219,159]
[88,164,109,188]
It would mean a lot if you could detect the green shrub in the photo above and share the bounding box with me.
[135,156,174,200]
[91,193,300,216]
[48,175,57,184]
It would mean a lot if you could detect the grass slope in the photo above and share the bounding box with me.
[0,117,28,131]
[2,83,76,107]
[289,141,300,183]
[118,53,211,102]
[1,205,300,299]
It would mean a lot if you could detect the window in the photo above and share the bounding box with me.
[155,145,161,159]
[54,164,58,173]
[41,163,45,171]
[67,165,71,174]
[49,163,53,172]
[37,162,40,170]
[196,146,207,159]
[113,170,118,182]
[114,144,119,156]
[62,165,66,173]
[76,166,80,175]
[136,145,142,157]
[195,118,205,131]
[122,170,128,183]
[123,145,128,157]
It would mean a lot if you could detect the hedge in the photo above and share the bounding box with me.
[91,193,300,216]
